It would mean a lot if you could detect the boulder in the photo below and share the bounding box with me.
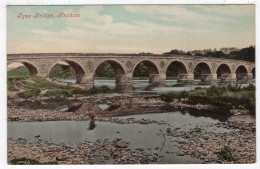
[55,153,68,161]
[9,115,19,121]
[115,140,127,148]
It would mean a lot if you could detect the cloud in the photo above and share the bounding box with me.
[7,5,255,54]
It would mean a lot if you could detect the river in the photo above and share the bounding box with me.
[8,110,237,164]
[7,78,254,164]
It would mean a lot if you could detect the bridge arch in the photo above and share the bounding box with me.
[7,60,38,76]
[48,59,86,84]
[165,60,188,80]
[216,64,232,80]
[132,60,160,84]
[235,65,248,81]
[193,62,212,81]
[94,59,127,85]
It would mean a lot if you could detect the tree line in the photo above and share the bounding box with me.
[163,46,255,62]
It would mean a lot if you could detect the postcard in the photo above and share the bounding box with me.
[4,2,256,166]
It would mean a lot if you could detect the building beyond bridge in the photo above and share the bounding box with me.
[7,53,255,88]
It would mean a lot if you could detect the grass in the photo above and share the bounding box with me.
[8,76,113,98]
[154,84,255,114]
[216,146,235,162]
[186,84,255,114]
[7,78,19,91]
[11,157,57,165]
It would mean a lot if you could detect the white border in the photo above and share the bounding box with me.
[0,0,259,169]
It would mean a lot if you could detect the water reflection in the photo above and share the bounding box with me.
[89,119,96,130]
[63,101,231,122]
[52,78,254,94]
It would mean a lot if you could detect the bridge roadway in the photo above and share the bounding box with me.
[7,53,255,88]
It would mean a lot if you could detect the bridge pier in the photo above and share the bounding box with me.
[115,74,133,90]
[116,74,132,85]
[177,73,194,82]
[237,73,249,81]
[247,73,253,80]
[81,74,94,89]
[201,73,217,82]
[149,74,166,84]
[76,74,88,84]
[220,73,236,82]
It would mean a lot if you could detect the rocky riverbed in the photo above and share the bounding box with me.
[8,138,155,164]
[7,93,256,164]
[172,115,256,164]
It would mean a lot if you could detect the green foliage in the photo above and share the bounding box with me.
[204,51,226,58]
[228,46,255,62]
[216,146,234,161]
[153,84,255,114]
[7,66,30,77]
[163,46,255,62]
[49,64,75,78]
[7,78,18,91]
[166,63,177,77]
[187,84,255,114]
[17,88,41,99]
[11,157,57,165]
[159,94,175,103]
[86,86,112,95]
[163,49,188,55]
[133,63,149,77]
[94,62,115,77]
[22,77,60,89]
[8,75,113,98]
[159,91,188,103]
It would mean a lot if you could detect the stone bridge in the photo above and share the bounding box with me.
[7,53,255,88]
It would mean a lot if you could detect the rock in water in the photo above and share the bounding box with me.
[115,140,127,148]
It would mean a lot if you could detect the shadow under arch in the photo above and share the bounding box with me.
[166,60,188,81]
[193,62,212,82]
[48,59,86,84]
[235,65,248,81]
[132,60,160,84]
[216,63,231,80]
[94,59,127,85]
[8,60,38,76]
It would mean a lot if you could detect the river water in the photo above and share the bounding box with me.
[8,110,235,164]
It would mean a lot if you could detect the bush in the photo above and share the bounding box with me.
[216,146,234,161]
[17,88,41,98]
[159,94,175,103]
[86,86,112,95]
[186,84,255,114]
[159,91,188,103]
[7,79,18,91]
[11,157,57,165]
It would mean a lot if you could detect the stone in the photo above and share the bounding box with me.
[9,115,19,121]
[115,140,127,148]
[56,153,68,161]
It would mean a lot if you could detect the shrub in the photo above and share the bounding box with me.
[17,88,41,98]
[159,94,174,103]
[11,157,57,165]
[7,79,18,91]
[216,146,234,161]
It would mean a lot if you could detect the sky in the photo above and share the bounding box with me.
[7,5,255,54]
